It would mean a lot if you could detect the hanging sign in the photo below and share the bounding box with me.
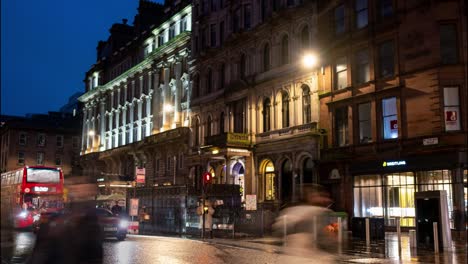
[129,198,139,216]
[135,167,145,184]
[445,109,460,131]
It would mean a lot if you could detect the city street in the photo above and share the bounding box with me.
[4,232,280,264]
[3,231,467,264]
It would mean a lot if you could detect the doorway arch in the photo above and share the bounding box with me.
[281,159,293,203]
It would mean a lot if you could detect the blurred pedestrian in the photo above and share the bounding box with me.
[111,200,122,215]
[273,184,336,263]
[30,176,103,264]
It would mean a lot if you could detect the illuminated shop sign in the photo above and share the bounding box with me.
[382,160,406,167]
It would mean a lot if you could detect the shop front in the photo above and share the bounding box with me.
[349,152,466,235]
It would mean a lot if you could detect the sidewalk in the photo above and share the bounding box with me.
[198,232,467,263]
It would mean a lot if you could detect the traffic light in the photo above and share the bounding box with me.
[202,172,212,185]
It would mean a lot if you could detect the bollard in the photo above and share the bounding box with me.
[433,222,439,254]
[409,230,416,248]
[338,217,343,255]
[365,218,370,247]
[396,217,402,256]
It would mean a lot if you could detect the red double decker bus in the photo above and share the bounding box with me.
[1,166,64,229]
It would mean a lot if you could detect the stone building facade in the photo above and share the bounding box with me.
[79,1,192,204]
[190,0,323,209]
[315,0,467,238]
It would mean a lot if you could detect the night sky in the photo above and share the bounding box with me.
[1,0,163,116]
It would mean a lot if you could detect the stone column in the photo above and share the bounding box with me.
[151,69,160,133]
[87,107,93,149]
[147,70,153,95]
[162,67,171,130]
[137,100,142,141]
[115,110,120,147]
[225,106,230,133]
[81,106,88,152]
[174,62,182,126]
[185,76,191,126]
[139,75,144,97]
[146,97,151,136]
[311,73,320,123]
[122,107,127,145]
[129,104,134,143]
[99,99,106,151]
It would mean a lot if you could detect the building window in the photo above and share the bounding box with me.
[195,119,200,146]
[440,24,458,65]
[355,0,368,29]
[180,15,187,32]
[263,98,271,132]
[219,21,224,43]
[282,92,290,128]
[281,35,289,65]
[379,0,393,19]
[240,54,246,79]
[379,40,394,78]
[169,23,175,40]
[263,44,270,71]
[335,57,348,90]
[335,106,348,146]
[19,133,27,145]
[207,68,213,93]
[382,97,398,139]
[178,153,183,169]
[264,160,276,201]
[244,4,252,29]
[358,102,372,143]
[56,135,64,148]
[335,5,345,34]
[55,155,62,166]
[36,152,44,165]
[207,116,212,137]
[220,112,225,134]
[355,49,370,84]
[220,63,226,87]
[443,87,461,131]
[301,26,309,49]
[233,8,240,33]
[302,85,311,124]
[18,152,25,165]
[167,157,172,171]
[37,134,46,147]
[210,24,216,47]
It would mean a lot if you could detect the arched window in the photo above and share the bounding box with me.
[302,158,314,184]
[220,63,225,88]
[263,160,276,200]
[240,54,246,79]
[195,118,200,146]
[207,68,213,93]
[263,43,270,71]
[219,112,225,134]
[281,35,289,65]
[301,26,310,49]
[207,115,212,137]
[282,91,290,128]
[302,84,311,123]
[263,98,271,132]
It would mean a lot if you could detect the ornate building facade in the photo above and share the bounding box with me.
[189,0,323,209]
[79,1,192,203]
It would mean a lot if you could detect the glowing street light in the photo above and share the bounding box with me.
[88,130,95,137]
[163,104,174,112]
[302,53,319,69]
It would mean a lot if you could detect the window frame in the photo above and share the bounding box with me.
[282,92,290,128]
[18,152,25,165]
[440,24,458,65]
[443,87,461,131]
[36,152,45,165]
[335,56,348,90]
[355,49,370,85]
[334,4,345,35]
[19,132,27,145]
[56,135,64,148]
[355,0,368,29]
[382,97,399,139]
[378,40,395,78]
[335,106,349,146]
[302,85,312,124]
[358,102,372,143]
[37,133,46,147]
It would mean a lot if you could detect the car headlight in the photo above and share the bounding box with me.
[119,220,128,228]
[18,211,28,219]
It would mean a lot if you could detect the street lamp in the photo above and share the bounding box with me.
[302,53,319,69]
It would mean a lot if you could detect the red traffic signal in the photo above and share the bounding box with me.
[202,172,212,185]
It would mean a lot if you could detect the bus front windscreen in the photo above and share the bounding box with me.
[26,168,60,183]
